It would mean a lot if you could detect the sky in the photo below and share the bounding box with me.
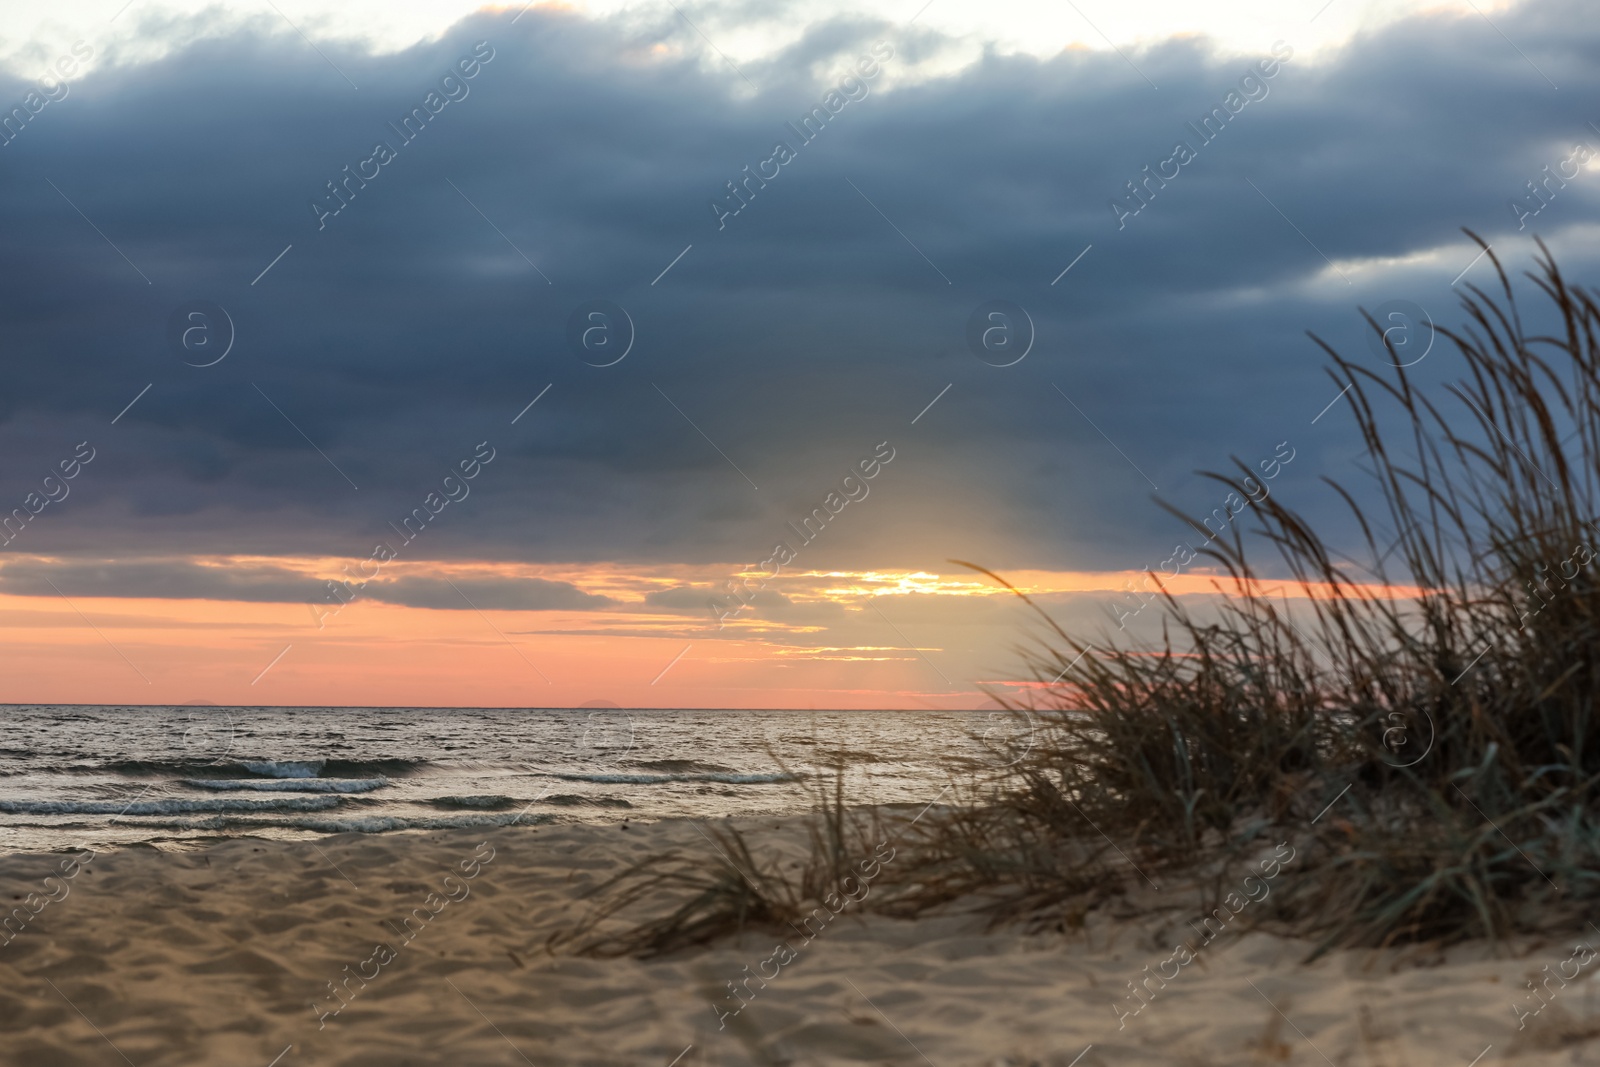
[0,0,1593,709]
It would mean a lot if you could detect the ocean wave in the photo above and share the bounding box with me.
[543,770,798,785]
[90,757,424,780]
[183,777,389,793]
[543,794,633,808]
[622,758,734,774]
[123,811,550,834]
[309,758,423,778]
[0,795,344,815]
[428,795,517,810]
[238,760,325,778]
[288,812,545,833]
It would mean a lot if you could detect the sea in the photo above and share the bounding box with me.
[0,705,1031,855]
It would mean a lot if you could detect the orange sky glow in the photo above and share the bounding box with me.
[0,555,1420,709]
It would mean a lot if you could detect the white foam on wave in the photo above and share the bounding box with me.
[0,796,343,815]
[184,777,389,794]
[543,770,798,785]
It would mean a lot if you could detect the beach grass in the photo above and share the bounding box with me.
[565,235,1600,958]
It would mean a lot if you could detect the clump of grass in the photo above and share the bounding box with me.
[550,819,806,957]
[553,758,890,957]
[960,233,1600,950]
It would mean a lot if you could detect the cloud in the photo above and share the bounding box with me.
[0,557,614,612]
[641,584,722,613]
[0,558,320,601]
[359,576,615,611]
[0,0,1592,586]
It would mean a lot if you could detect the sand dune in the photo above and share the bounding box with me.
[0,818,1594,1066]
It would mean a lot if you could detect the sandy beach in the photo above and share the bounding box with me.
[0,816,1593,1066]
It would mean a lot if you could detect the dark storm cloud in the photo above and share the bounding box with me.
[0,0,1597,586]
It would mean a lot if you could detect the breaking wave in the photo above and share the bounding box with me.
[238,760,326,778]
[183,777,390,794]
[0,796,344,815]
[542,770,797,785]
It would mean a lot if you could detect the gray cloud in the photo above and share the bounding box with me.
[0,558,613,612]
[642,585,721,612]
[0,558,320,601]
[0,0,1594,587]
[359,576,615,611]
